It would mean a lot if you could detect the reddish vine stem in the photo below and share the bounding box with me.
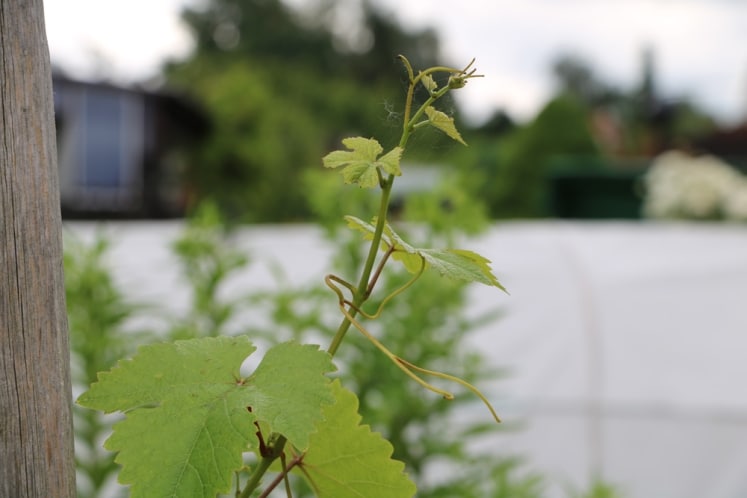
[366,245,395,297]
[257,452,305,498]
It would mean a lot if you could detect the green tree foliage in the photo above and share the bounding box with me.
[551,52,717,155]
[178,0,439,87]
[468,94,600,218]
[451,51,721,221]
[164,0,443,221]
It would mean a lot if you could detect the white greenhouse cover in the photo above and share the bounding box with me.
[66,221,747,498]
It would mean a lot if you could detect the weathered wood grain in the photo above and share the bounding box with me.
[0,1,76,496]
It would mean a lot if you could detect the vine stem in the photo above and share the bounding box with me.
[327,174,394,356]
[239,435,287,498]
[328,55,459,356]
[328,254,425,321]
[243,55,480,498]
[257,452,304,498]
[240,140,397,498]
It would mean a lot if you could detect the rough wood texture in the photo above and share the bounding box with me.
[0,1,77,496]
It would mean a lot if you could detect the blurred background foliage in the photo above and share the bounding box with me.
[160,0,721,224]
[164,0,449,221]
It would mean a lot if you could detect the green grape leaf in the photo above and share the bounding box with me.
[420,72,437,93]
[377,146,404,177]
[296,380,416,498]
[322,137,403,188]
[77,335,256,413]
[105,388,253,498]
[415,248,506,290]
[77,337,335,498]
[345,216,506,291]
[247,342,337,450]
[425,106,467,145]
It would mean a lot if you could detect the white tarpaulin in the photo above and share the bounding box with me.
[466,222,747,498]
[65,221,747,497]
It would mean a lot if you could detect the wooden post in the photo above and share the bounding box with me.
[0,1,77,496]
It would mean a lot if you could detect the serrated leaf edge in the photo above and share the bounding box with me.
[344,215,506,291]
[425,106,467,145]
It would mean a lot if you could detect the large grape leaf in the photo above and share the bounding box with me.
[77,337,335,498]
[345,216,507,291]
[105,388,252,498]
[322,137,403,188]
[296,380,416,498]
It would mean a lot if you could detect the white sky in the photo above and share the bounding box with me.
[44,0,747,125]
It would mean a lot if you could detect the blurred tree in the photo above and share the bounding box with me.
[670,101,718,147]
[552,54,622,108]
[495,95,600,217]
[166,59,327,221]
[163,0,444,221]
[463,95,600,219]
[451,50,721,222]
[551,51,717,157]
[180,0,335,66]
[472,110,517,138]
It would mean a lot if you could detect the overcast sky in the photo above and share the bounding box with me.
[44,0,747,126]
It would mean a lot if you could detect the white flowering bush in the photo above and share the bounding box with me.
[643,150,747,221]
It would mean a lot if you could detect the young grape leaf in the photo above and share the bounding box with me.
[322,137,403,188]
[77,337,336,498]
[345,216,507,291]
[425,106,467,145]
[420,72,437,93]
[295,380,416,498]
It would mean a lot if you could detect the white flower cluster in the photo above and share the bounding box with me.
[643,150,747,221]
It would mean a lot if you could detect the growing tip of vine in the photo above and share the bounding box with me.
[449,59,484,89]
